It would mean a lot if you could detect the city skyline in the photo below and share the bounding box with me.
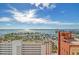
[0,3,79,29]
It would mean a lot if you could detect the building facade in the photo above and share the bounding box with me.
[0,40,53,55]
[0,42,12,55]
[58,32,79,55]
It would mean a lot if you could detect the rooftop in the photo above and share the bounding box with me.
[70,38,79,45]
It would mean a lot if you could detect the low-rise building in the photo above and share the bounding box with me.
[0,40,53,55]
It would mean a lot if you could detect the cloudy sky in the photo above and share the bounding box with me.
[0,3,79,29]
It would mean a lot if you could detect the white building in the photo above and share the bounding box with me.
[0,42,12,55]
[0,40,53,55]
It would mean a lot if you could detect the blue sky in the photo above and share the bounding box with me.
[0,3,79,29]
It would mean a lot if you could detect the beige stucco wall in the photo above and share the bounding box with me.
[70,46,79,55]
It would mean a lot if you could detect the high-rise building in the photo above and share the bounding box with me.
[58,32,79,55]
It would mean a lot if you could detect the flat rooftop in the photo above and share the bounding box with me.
[70,38,79,45]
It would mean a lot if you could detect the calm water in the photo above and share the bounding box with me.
[0,29,57,35]
[0,29,79,36]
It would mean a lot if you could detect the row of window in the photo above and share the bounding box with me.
[72,52,79,55]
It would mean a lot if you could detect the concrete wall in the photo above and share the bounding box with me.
[58,32,72,55]
[70,45,79,55]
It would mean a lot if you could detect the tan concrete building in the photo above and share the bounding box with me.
[0,40,54,55]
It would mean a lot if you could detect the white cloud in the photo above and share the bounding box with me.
[8,6,53,24]
[6,23,12,26]
[0,5,53,24]
[0,27,17,29]
[61,11,65,14]
[52,22,79,25]
[1,4,79,26]
[31,3,56,9]
[41,3,50,8]
[0,17,11,22]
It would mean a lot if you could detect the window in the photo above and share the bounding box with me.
[77,52,79,55]
[64,40,66,42]
[66,51,68,54]
[72,52,75,55]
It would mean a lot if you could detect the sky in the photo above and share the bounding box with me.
[0,3,79,29]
